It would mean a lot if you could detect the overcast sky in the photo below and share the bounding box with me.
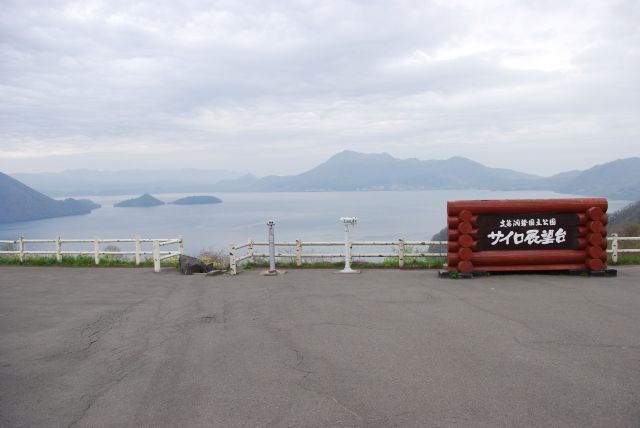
[1,0,638,176]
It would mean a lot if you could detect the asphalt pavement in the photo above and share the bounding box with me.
[0,265,639,427]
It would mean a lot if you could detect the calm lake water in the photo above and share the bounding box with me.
[0,190,630,255]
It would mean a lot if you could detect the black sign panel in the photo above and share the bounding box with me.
[476,212,579,251]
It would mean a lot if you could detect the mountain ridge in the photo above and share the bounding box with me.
[8,151,640,200]
[0,172,100,223]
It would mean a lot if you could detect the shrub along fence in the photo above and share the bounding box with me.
[0,236,183,272]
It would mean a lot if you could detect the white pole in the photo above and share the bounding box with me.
[296,239,302,267]
[612,233,618,264]
[268,222,276,273]
[229,244,237,275]
[344,224,351,270]
[19,236,24,262]
[135,236,141,265]
[178,235,184,255]
[398,238,405,268]
[94,237,100,265]
[153,241,160,273]
[56,236,62,263]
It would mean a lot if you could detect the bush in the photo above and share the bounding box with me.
[198,248,229,269]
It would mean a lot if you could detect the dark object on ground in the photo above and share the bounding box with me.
[179,255,214,275]
[172,196,222,205]
[114,194,164,207]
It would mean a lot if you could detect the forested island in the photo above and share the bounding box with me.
[114,194,164,207]
[172,196,222,205]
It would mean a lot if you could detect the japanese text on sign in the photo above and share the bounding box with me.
[475,213,579,251]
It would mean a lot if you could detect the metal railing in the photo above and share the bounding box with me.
[0,236,184,273]
[229,239,447,275]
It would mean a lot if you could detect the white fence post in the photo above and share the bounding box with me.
[229,244,237,275]
[398,238,405,268]
[296,239,302,267]
[178,235,184,255]
[135,236,141,265]
[249,239,255,261]
[56,236,62,263]
[19,236,24,262]
[94,237,100,265]
[612,233,618,264]
[153,241,161,273]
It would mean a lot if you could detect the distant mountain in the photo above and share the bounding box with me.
[11,168,242,196]
[11,152,640,200]
[211,151,640,200]
[608,200,640,232]
[114,194,165,207]
[547,158,640,200]
[172,196,222,205]
[213,151,538,192]
[0,172,100,223]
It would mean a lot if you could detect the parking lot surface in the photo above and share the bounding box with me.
[1,266,639,427]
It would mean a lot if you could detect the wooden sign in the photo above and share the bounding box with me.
[447,198,608,274]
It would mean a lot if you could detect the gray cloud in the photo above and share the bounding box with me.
[1,0,638,176]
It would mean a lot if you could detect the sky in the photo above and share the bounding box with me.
[1,0,638,177]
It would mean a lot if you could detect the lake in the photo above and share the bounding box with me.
[0,190,630,255]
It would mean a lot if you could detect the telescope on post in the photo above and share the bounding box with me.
[262,220,285,276]
[338,217,360,274]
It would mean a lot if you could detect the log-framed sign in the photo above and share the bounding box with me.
[447,198,608,274]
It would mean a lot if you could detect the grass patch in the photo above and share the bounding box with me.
[243,257,446,270]
[609,254,640,265]
[0,254,179,268]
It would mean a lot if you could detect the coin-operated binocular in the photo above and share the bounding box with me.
[339,217,359,274]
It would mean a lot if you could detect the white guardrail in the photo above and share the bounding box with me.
[0,236,184,273]
[229,239,448,275]
[228,234,640,275]
[609,233,640,263]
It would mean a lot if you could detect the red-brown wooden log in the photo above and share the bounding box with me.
[587,221,604,234]
[587,245,604,259]
[459,234,474,248]
[577,226,588,237]
[587,233,604,247]
[447,198,607,216]
[599,252,607,262]
[577,213,588,225]
[586,258,604,271]
[457,222,473,234]
[457,261,473,273]
[467,264,587,272]
[586,206,604,221]
[576,238,587,250]
[448,250,587,266]
[448,216,478,228]
[449,240,477,252]
[601,213,608,225]
[458,247,473,261]
[448,229,478,241]
[458,209,473,222]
